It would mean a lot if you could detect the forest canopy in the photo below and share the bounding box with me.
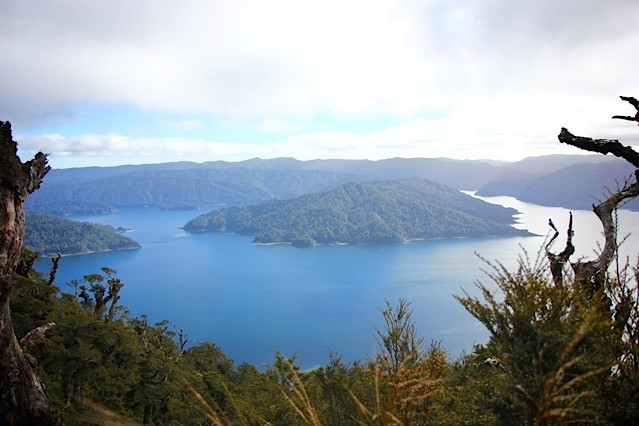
[184,178,531,245]
[24,211,140,256]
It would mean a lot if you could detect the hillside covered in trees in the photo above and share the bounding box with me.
[183,178,530,245]
[476,158,639,209]
[25,154,630,216]
[25,211,140,256]
[25,167,367,215]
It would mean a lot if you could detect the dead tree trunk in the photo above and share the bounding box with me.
[0,121,58,424]
[546,96,639,293]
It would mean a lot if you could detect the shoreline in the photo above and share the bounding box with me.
[37,244,141,260]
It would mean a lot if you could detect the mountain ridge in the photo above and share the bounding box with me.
[28,155,622,215]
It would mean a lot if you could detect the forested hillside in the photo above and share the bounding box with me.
[26,168,366,215]
[27,155,624,216]
[477,158,639,209]
[25,211,140,256]
[184,178,530,245]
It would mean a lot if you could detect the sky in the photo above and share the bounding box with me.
[2,0,638,169]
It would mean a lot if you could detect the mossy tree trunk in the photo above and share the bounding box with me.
[0,121,58,424]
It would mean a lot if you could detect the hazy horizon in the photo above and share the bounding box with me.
[41,151,615,171]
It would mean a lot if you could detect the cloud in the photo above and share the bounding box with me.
[3,1,639,166]
[258,120,301,133]
[166,119,206,132]
[22,92,636,169]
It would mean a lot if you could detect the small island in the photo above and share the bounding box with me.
[25,211,141,256]
[184,178,532,245]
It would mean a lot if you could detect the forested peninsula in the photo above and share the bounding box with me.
[184,178,530,245]
[25,211,140,256]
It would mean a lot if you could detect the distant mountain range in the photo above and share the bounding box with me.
[25,154,636,215]
[183,178,532,246]
[476,159,638,209]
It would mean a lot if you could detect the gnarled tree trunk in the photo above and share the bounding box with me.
[547,96,639,292]
[0,121,58,424]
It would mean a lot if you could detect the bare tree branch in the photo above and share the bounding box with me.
[555,96,639,294]
[48,252,61,285]
[558,128,639,169]
[546,214,575,286]
[612,95,639,125]
[20,322,56,359]
[573,180,639,292]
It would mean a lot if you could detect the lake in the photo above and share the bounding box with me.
[35,195,639,369]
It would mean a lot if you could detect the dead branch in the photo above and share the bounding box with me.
[558,128,639,169]
[612,95,639,125]
[20,322,56,359]
[555,96,639,294]
[546,214,575,286]
[48,252,61,285]
[574,180,639,292]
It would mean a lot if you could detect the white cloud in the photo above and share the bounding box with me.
[166,120,205,132]
[21,95,639,169]
[4,0,639,166]
[258,120,301,132]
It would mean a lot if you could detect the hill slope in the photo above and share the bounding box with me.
[28,155,620,216]
[25,211,141,256]
[477,159,638,209]
[183,178,531,245]
[26,168,367,215]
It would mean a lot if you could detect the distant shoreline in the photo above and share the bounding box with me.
[37,245,141,259]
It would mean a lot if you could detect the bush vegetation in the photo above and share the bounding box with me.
[7,96,639,424]
[11,246,639,424]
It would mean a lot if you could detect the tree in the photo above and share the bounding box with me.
[350,298,446,425]
[549,96,639,291]
[0,121,59,424]
[374,298,424,375]
[456,96,639,424]
[456,255,610,423]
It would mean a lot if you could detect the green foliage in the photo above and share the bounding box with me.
[11,245,639,424]
[184,178,529,245]
[374,298,424,375]
[25,211,140,256]
[10,266,59,341]
[454,252,639,424]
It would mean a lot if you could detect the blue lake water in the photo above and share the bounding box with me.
[35,196,639,369]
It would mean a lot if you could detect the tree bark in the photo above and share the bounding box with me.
[545,214,575,286]
[550,97,639,293]
[0,121,58,424]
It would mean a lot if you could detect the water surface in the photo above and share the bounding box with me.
[36,197,639,368]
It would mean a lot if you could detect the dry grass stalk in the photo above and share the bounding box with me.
[535,321,609,425]
[74,396,140,425]
[177,374,227,425]
[280,359,322,426]
[347,352,443,426]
